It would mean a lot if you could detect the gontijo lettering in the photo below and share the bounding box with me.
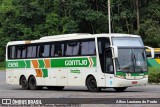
[65,60,88,66]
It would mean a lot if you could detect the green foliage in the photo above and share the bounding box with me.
[0,0,160,62]
[0,61,5,70]
[148,67,160,83]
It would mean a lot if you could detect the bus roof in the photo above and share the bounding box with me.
[40,33,140,40]
[7,33,140,45]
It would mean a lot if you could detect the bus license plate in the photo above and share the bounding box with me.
[132,81,137,84]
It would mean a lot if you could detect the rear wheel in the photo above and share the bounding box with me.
[28,76,38,90]
[114,87,127,92]
[20,76,29,90]
[86,76,101,92]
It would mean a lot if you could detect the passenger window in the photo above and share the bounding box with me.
[37,45,44,57]
[22,46,27,58]
[81,41,96,55]
[26,46,37,58]
[54,43,64,56]
[8,46,16,59]
[65,41,79,56]
[43,45,50,57]
[32,46,37,58]
[16,46,21,58]
[51,44,55,57]
[17,45,27,59]
[27,46,33,58]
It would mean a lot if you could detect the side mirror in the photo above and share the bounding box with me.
[145,46,154,58]
[111,46,118,58]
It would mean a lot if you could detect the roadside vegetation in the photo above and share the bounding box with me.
[148,67,160,83]
[0,62,5,70]
[0,0,160,63]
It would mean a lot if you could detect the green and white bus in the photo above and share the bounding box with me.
[6,33,153,92]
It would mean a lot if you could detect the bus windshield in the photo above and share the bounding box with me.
[116,48,147,73]
[112,37,144,47]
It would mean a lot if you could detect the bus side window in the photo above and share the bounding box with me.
[65,41,79,56]
[27,46,33,58]
[22,46,27,58]
[81,40,96,55]
[43,45,50,57]
[37,45,44,57]
[16,46,22,59]
[8,46,16,59]
[51,44,55,57]
[54,43,63,56]
[32,46,37,58]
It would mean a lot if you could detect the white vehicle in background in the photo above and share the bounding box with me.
[6,33,154,92]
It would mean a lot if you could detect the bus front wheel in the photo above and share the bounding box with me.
[86,76,101,92]
[20,76,29,90]
[114,87,127,92]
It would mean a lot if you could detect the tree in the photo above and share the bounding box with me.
[0,0,160,63]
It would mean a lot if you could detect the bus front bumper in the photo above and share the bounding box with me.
[112,77,148,87]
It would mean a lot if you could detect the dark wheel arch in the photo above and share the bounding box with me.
[85,75,94,86]
[86,75,101,92]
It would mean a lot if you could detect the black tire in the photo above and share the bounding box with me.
[86,76,101,92]
[20,76,29,90]
[114,87,127,92]
[28,76,38,90]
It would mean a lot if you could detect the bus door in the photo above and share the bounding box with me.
[104,48,114,87]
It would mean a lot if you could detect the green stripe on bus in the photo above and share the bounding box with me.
[38,60,45,68]
[51,57,96,68]
[25,60,31,68]
[42,69,48,77]
[91,57,96,67]
[6,57,96,69]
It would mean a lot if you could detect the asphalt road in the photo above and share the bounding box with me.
[0,71,160,107]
